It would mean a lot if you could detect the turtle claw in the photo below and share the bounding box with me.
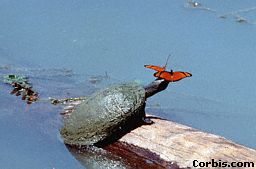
[142,117,154,125]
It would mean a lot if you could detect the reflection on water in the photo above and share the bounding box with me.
[67,145,128,169]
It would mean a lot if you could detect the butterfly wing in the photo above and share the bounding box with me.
[155,71,192,82]
[144,65,165,72]
[172,72,192,82]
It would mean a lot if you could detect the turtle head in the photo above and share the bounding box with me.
[144,79,169,98]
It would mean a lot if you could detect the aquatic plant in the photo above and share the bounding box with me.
[3,74,38,104]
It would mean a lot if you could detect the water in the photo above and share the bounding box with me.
[1,0,256,168]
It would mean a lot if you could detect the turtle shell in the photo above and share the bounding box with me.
[60,82,146,146]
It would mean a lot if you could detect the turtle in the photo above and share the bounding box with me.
[60,79,169,146]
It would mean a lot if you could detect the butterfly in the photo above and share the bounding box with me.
[144,56,192,82]
[153,70,192,82]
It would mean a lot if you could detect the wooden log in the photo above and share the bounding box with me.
[104,115,256,169]
[61,99,256,168]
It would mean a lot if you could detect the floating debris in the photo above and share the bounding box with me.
[187,0,201,8]
[3,74,39,104]
[185,0,216,12]
[49,96,86,105]
[218,15,227,19]
[185,0,256,25]
[219,14,254,25]
[235,15,248,24]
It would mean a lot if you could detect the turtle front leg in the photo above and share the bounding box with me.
[140,103,154,124]
[142,116,154,125]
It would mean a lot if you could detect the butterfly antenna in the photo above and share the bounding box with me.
[163,54,170,69]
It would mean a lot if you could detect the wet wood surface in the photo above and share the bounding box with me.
[106,115,256,169]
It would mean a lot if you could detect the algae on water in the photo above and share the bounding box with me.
[3,74,39,104]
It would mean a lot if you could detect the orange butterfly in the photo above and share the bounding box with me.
[144,56,192,82]
[153,70,192,82]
